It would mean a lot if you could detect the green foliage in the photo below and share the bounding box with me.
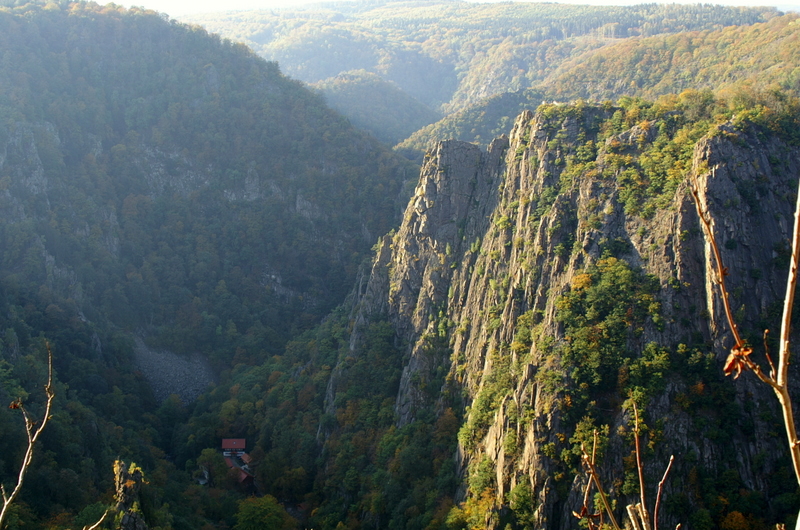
[399,90,547,152]
[468,456,494,496]
[546,14,800,103]
[169,305,461,529]
[458,351,512,451]
[73,503,108,529]
[564,419,609,471]
[0,1,414,363]
[555,257,661,409]
[507,481,535,529]
[234,495,295,530]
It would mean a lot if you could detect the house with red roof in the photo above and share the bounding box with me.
[221,438,246,456]
[221,439,254,485]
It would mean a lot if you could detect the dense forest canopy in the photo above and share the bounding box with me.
[0,0,414,356]
[185,0,778,113]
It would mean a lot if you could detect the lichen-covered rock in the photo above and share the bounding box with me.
[114,460,149,530]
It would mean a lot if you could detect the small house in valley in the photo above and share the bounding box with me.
[221,438,246,457]
[221,439,254,485]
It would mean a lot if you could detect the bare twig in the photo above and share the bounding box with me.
[632,403,651,530]
[83,508,110,530]
[580,456,593,515]
[690,184,745,349]
[691,182,775,388]
[764,330,777,380]
[0,343,55,528]
[653,455,675,530]
[690,173,800,485]
[580,437,622,530]
[574,434,602,530]
[775,174,800,484]
[628,505,644,530]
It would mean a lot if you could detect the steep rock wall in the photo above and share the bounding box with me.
[347,105,800,528]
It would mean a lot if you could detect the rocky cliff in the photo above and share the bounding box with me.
[346,101,800,528]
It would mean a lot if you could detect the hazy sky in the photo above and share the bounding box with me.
[124,0,797,18]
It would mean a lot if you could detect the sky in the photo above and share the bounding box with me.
[124,0,798,17]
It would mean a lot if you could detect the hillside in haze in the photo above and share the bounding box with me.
[0,1,413,527]
[183,1,779,145]
[313,69,442,145]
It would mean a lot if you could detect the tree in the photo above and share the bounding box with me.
[233,496,295,530]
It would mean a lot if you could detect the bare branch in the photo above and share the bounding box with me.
[691,170,800,486]
[764,330,777,379]
[627,505,644,530]
[575,442,600,530]
[690,184,745,349]
[632,403,651,530]
[775,172,800,484]
[653,455,674,530]
[0,342,55,528]
[580,440,622,530]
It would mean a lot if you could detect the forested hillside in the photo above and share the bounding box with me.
[0,1,413,527]
[545,13,800,102]
[400,11,800,152]
[313,70,442,145]
[183,1,778,143]
[396,90,546,158]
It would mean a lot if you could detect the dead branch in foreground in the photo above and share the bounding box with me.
[575,409,676,530]
[690,174,800,486]
[0,342,55,529]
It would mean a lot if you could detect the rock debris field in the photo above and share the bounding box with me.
[133,336,216,403]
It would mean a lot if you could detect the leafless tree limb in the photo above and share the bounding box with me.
[690,175,800,486]
[580,435,622,530]
[653,455,674,530]
[0,342,55,528]
[632,403,651,530]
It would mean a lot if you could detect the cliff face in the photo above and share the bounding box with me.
[347,104,800,528]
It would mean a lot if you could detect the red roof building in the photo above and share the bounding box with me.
[222,438,246,456]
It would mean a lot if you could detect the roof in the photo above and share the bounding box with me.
[221,438,246,449]
[223,456,254,483]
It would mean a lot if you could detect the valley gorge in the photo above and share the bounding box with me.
[0,1,799,529]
